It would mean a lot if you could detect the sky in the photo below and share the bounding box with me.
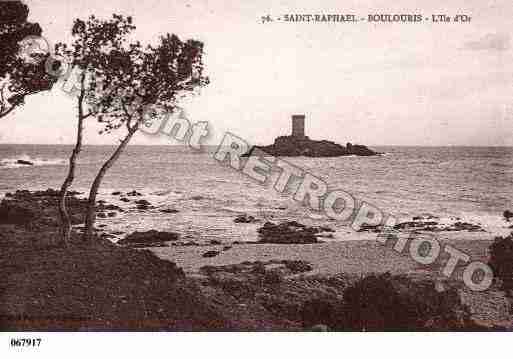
[0,0,512,146]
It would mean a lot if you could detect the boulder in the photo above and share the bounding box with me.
[282,260,313,273]
[202,250,220,258]
[257,221,318,244]
[160,208,179,214]
[503,210,513,222]
[234,214,259,223]
[106,204,123,211]
[126,190,143,197]
[16,159,34,166]
[357,224,382,233]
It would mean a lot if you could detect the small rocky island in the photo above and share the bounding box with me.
[244,115,380,157]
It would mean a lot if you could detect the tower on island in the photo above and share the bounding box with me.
[291,114,305,138]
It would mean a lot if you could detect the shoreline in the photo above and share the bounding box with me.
[1,188,512,330]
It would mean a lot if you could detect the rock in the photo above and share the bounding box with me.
[160,208,179,214]
[126,190,143,197]
[183,241,199,246]
[357,224,382,233]
[244,135,380,157]
[97,212,107,219]
[257,221,318,244]
[107,212,117,218]
[504,210,513,222]
[210,239,222,245]
[318,226,335,232]
[100,204,123,212]
[0,189,91,232]
[223,246,232,251]
[118,230,179,247]
[135,199,151,206]
[137,204,150,210]
[120,197,130,203]
[202,250,220,258]
[234,214,259,223]
[282,260,313,273]
[16,159,34,166]
[191,195,205,201]
[111,191,122,196]
[451,222,484,232]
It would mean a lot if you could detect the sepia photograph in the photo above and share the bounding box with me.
[0,0,512,356]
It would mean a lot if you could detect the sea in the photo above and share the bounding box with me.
[1,144,512,242]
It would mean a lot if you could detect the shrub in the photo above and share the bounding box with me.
[340,273,473,331]
[489,234,513,292]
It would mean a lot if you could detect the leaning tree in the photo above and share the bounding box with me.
[54,15,136,244]
[0,0,55,119]
[73,15,209,242]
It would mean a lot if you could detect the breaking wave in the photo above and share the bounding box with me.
[0,154,67,169]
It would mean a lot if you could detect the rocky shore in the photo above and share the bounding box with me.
[1,189,512,331]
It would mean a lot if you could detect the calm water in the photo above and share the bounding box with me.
[1,144,512,242]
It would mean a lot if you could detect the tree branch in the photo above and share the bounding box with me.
[83,111,94,119]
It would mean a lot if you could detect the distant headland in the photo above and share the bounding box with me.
[244,114,380,157]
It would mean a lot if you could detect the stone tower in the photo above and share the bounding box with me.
[291,114,305,138]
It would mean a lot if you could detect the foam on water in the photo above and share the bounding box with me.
[0,154,67,169]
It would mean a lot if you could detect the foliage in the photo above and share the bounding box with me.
[340,273,473,331]
[0,0,55,117]
[489,234,513,292]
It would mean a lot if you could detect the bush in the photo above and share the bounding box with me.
[340,273,473,331]
[489,234,513,292]
[301,299,338,329]
[0,202,35,225]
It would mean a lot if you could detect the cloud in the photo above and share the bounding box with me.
[463,33,510,51]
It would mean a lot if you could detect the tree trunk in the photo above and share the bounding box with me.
[58,113,85,244]
[82,125,138,242]
[58,72,86,245]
